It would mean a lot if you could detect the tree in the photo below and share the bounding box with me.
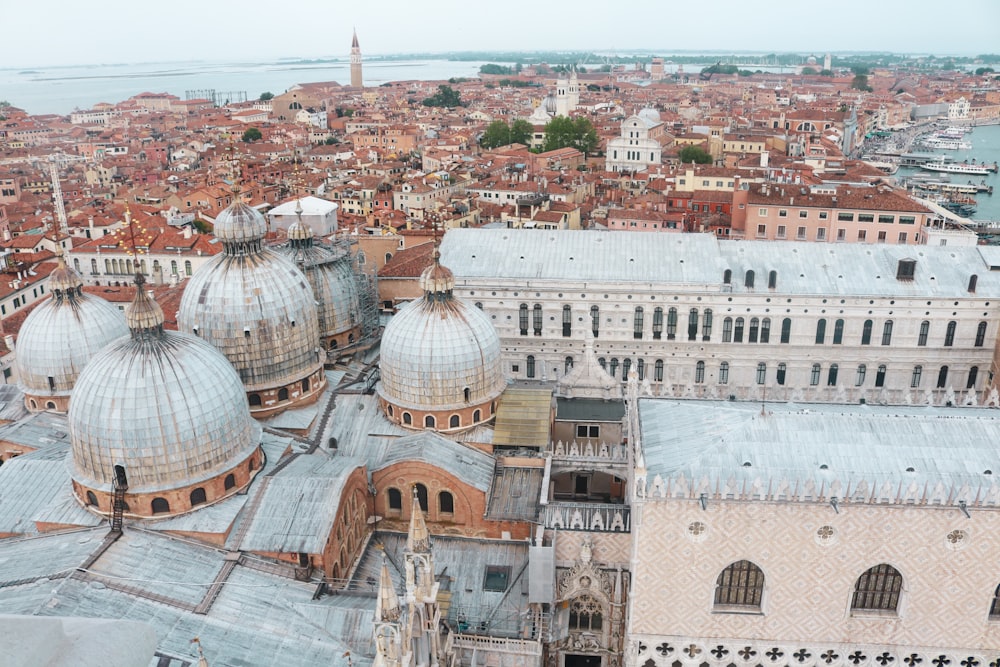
[242,127,262,143]
[324,136,340,145]
[976,67,996,76]
[542,116,599,156]
[259,92,274,101]
[510,119,533,146]
[678,145,713,165]
[819,69,834,76]
[422,84,463,108]
[850,74,873,92]
[480,119,534,149]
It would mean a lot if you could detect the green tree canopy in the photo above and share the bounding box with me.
[422,85,464,108]
[259,92,274,101]
[678,145,713,165]
[542,116,599,155]
[480,119,534,149]
[850,74,873,92]
[242,127,262,143]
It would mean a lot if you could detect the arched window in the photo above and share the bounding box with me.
[760,317,770,343]
[918,320,930,347]
[733,317,744,343]
[828,363,839,386]
[598,357,606,370]
[969,274,978,294]
[533,304,543,335]
[719,362,730,384]
[756,362,766,385]
[810,363,821,386]
[439,491,454,514]
[388,488,402,511]
[403,412,412,425]
[636,358,645,381]
[937,365,949,389]
[622,358,632,379]
[563,305,572,337]
[723,269,732,284]
[464,387,471,402]
[591,306,600,337]
[86,490,98,506]
[702,309,713,340]
[833,319,844,345]
[565,356,574,374]
[815,319,827,344]
[385,252,393,264]
[609,358,619,378]
[856,364,867,386]
[767,270,777,289]
[851,564,903,613]
[748,317,760,343]
[190,487,207,506]
[473,409,481,422]
[875,364,887,388]
[882,320,894,346]
[968,366,979,389]
[862,319,873,345]
[714,560,765,610]
[475,301,483,310]
[911,365,923,388]
[687,308,698,341]
[780,318,792,344]
[302,378,310,393]
[424,414,436,428]
[519,304,529,336]
[449,414,460,429]
[170,260,178,275]
[224,473,236,490]
[184,260,192,276]
[415,483,428,512]
[722,317,733,343]
[654,359,664,382]
[667,307,678,340]
[633,307,644,339]
[976,321,988,347]
[990,583,1000,618]
[278,387,289,401]
[695,361,705,384]
[652,307,663,339]
[569,594,604,631]
[744,270,755,288]
[944,321,957,347]
[526,355,536,378]
[151,497,170,514]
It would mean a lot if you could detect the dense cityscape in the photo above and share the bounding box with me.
[2,26,1000,667]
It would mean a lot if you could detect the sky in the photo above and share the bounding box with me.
[1,0,998,68]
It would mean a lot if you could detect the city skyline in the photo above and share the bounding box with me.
[2,0,999,69]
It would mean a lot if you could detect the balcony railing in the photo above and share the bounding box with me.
[541,502,630,533]
[551,441,628,463]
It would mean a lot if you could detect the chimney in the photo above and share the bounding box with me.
[183,226,192,239]
[4,334,14,351]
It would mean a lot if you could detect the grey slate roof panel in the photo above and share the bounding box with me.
[555,397,626,422]
[375,431,495,491]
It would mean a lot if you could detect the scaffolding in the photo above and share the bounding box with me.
[184,89,249,106]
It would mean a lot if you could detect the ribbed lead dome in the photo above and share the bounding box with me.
[16,254,128,408]
[178,200,323,395]
[379,251,505,415]
[69,278,260,494]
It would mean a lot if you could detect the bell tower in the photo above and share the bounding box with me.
[350,29,363,88]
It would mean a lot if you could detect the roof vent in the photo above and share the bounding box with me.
[896,258,916,281]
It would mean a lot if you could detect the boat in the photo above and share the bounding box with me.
[919,137,973,150]
[921,160,992,175]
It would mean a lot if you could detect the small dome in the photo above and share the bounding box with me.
[212,201,267,246]
[287,218,314,241]
[379,248,504,424]
[70,282,260,497]
[16,256,128,409]
[543,94,558,114]
[638,108,661,124]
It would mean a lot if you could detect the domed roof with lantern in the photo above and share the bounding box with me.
[177,188,324,404]
[69,274,260,505]
[378,238,505,431]
[15,250,128,411]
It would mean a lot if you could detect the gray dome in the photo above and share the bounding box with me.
[638,108,661,124]
[16,258,128,401]
[178,202,323,392]
[69,281,259,493]
[379,256,504,411]
[213,201,268,246]
[277,234,361,341]
[543,94,558,114]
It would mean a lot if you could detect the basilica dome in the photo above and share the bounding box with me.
[378,247,505,432]
[277,215,363,352]
[177,201,326,417]
[15,253,128,413]
[69,275,262,518]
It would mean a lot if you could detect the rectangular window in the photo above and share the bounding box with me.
[817,228,826,240]
[878,214,894,224]
[778,209,788,218]
[918,321,929,347]
[858,214,874,223]
[837,229,846,241]
[576,424,600,438]
[702,309,713,341]
[757,224,767,238]
[759,208,768,216]
[796,226,807,240]
[898,232,907,243]
[722,318,733,343]
[799,210,808,219]
[652,308,663,340]
[776,225,786,239]
[858,230,867,241]
[899,216,916,225]
[819,211,829,220]
[484,565,511,592]
[877,231,887,243]
[667,308,677,340]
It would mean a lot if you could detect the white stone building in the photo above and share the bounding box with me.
[268,195,339,236]
[605,111,665,174]
[440,229,1000,405]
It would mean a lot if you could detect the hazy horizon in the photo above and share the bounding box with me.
[2,0,998,69]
